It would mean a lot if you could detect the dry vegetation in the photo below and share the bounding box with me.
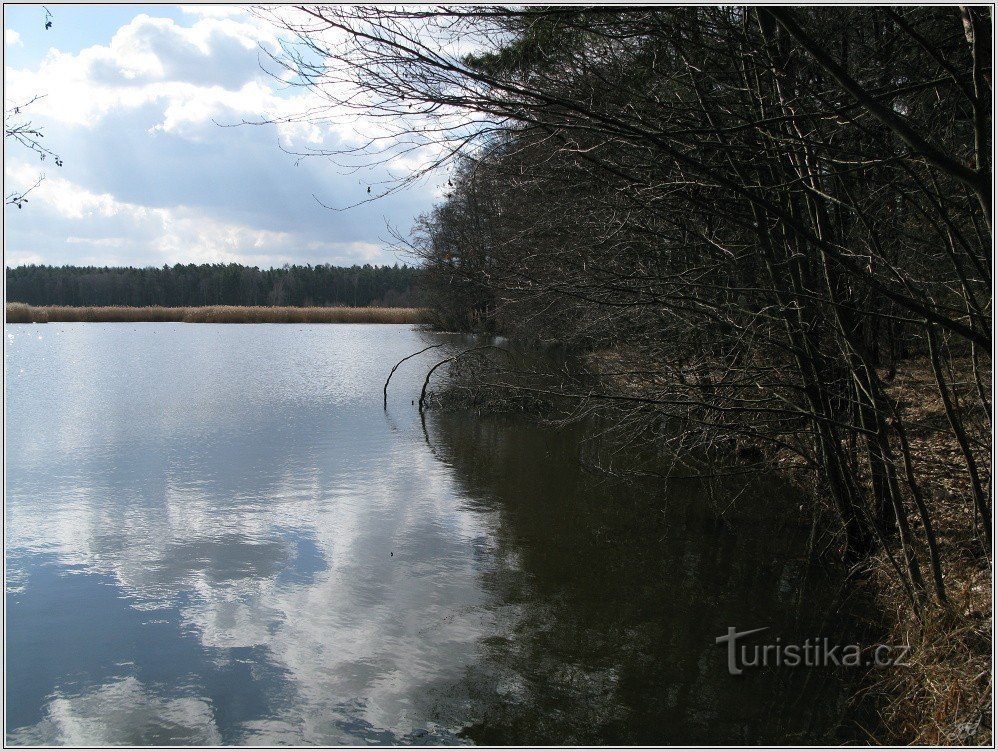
[868,566,991,745]
[580,347,992,744]
[443,346,992,745]
[861,358,992,745]
[5,302,428,324]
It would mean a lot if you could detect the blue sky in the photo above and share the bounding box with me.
[3,5,440,268]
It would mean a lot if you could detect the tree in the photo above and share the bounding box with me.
[264,6,991,598]
[5,263,423,308]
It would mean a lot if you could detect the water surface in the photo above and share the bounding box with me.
[6,323,871,745]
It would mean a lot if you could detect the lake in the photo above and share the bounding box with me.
[5,323,874,745]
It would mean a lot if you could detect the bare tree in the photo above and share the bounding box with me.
[263,6,991,599]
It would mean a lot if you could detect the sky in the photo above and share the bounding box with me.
[3,5,442,269]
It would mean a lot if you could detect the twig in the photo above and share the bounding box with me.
[383,343,445,409]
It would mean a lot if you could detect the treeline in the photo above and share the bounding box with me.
[5,263,422,308]
[273,6,991,615]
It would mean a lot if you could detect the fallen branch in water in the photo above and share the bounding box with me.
[384,343,445,409]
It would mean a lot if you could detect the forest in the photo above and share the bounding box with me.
[263,6,992,743]
[5,262,422,308]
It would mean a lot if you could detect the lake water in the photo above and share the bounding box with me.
[5,324,874,745]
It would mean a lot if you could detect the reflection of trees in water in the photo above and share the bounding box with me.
[428,412,879,745]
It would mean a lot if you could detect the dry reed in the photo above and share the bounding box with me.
[866,556,991,745]
[858,357,993,745]
[5,303,427,324]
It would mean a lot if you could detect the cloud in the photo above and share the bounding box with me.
[5,14,287,124]
[3,9,438,267]
[4,158,403,268]
[5,28,22,47]
[179,5,249,19]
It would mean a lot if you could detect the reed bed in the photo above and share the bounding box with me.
[6,302,428,324]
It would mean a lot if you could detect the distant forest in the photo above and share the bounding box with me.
[5,263,422,308]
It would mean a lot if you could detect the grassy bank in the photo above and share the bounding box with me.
[5,303,428,324]
[862,357,992,745]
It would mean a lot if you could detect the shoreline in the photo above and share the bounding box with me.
[426,347,992,744]
[5,303,428,325]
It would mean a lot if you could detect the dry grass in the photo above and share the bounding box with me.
[862,356,993,745]
[588,345,992,744]
[5,302,428,324]
[867,562,991,745]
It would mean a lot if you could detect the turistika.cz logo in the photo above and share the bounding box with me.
[715,627,911,676]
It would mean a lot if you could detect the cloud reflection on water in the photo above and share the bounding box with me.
[7,324,489,745]
[5,323,871,745]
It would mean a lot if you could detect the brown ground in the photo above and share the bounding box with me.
[865,357,992,745]
[587,348,992,744]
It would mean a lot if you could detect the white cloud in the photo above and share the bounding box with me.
[5,162,128,219]
[4,14,290,127]
[179,5,249,19]
[2,8,439,267]
[5,250,43,266]
[4,157,407,268]
[5,28,22,47]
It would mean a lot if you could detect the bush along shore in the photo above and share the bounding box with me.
[420,344,991,745]
[5,303,428,324]
[293,7,992,743]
